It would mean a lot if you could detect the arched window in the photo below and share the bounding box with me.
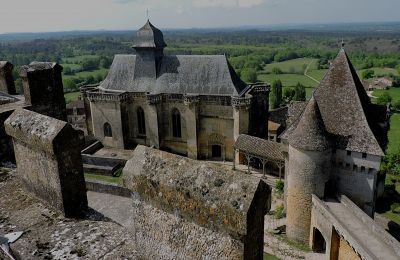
[104,122,112,137]
[172,108,181,138]
[137,107,146,135]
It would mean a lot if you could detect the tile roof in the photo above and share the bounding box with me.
[288,96,332,151]
[100,54,247,96]
[282,49,384,156]
[234,134,284,162]
[314,48,384,156]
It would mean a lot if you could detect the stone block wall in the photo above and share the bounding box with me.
[4,109,87,217]
[20,62,67,121]
[123,145,271,259]
[286,145,332,243]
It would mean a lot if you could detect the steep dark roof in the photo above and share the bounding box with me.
[288,96,331,151]
[133,20,167,49]
[314,49,384,156]
[269,106,288,127]
[100,54,247,96]
[234,134,284,162]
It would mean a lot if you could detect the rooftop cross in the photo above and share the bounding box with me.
[146,8,149,21]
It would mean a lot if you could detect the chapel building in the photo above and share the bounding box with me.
[82,20,269,161]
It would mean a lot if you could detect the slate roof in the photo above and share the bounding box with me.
[282,49,384,156]
[314,48,384,156]
[288,96,331,151]
[100,54,247,96]
[234,134,284,162]
[133,20,167,49]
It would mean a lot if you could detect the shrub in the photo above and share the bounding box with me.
[376,92,392,105]
[271,67,283,75]
[362,69,374,79]
[270,80,283,109]
[241,68,257,83]
[274,204,285,219]
[275,180,284,192]
[393,100,400,111]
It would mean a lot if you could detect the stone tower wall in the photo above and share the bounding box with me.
[286,144,332,244]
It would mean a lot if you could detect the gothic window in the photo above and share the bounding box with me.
[172,108,181,138]
[137,107,146,135]
[104,122,112,137]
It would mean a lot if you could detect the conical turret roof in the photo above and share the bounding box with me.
[288,95,331,151]
[133,20,167,49]
[314,47,384,156]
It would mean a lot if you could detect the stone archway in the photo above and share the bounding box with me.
[208,133,225,160]
[312,227,326,253]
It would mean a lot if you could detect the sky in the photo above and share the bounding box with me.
[0,0,399,33]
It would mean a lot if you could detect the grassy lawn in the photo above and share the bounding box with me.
[258,73,319,88]
[264,252,281,260]
[62,54,99,64]
[84,172,123,185]
[263,58,318,74]
[61,63,82,71]
[358,67,399,77]
[387,114,400,154]
[64,91,81,104]
[63,68,108,80]
[373,88,400,102]
[307,69,328,82]
[274,234,311,252]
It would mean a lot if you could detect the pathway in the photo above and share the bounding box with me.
[304,60,321,84]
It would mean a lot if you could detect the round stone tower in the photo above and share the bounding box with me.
[286,96,332,244]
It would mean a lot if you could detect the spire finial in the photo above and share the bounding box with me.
[341,38,345,48]
[146,8,150,21]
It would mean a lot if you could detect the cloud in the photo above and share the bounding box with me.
[193,0,265,8]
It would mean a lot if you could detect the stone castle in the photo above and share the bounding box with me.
[0,20,399,260]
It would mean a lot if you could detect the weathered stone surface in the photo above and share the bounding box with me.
[123,145,271,259]
[20,62,67,121]
[0,172,139,259]
[4,109,87,217]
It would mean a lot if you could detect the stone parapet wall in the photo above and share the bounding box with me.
[122,145,271,259]
[4,109,87,217]
[0,61,16,95]
[20,62,67,121]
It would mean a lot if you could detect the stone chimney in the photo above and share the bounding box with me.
[20,62,67,121]
[0,61,16,95]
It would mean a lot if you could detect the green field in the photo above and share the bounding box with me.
[387,114,400,154]
[64,91,81,103]
[264,58,317,74]
[61,63,82,71]
[63,68,108,80]
[62,55,99,64]
[358,67,399,77]
[258,73,318,88]
[373,87,400,102]
[307,69,328,82]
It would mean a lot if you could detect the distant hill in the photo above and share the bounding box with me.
[1,21,400,43]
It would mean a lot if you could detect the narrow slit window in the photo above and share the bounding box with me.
[137,107,146,135]
[172,108,181,138]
